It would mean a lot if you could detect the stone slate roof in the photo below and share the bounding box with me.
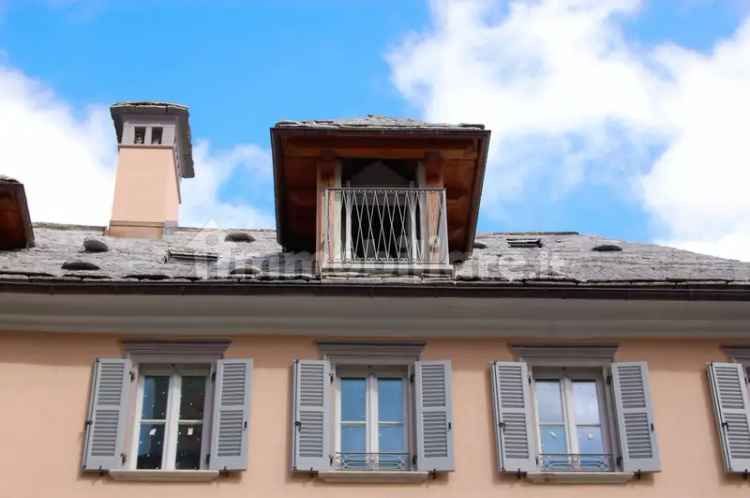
[0,224,749,291]
[274,115,485,131]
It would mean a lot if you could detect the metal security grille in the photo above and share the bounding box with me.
[539,453,613,472]
[333,452,410,471]
[322,187,449,268]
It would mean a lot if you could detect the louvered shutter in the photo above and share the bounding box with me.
[490,361,536,473]
[708,362,750,473]
[291,360,331,472]
[210,359,252,471]
[414,360,454,471]
[611,362,661,472]
[82,358,131,471]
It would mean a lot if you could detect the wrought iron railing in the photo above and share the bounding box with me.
[539,453,613,472]
[322,187,449,270]
[333,452,411,471]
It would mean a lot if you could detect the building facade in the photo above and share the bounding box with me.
[1,102,750,498]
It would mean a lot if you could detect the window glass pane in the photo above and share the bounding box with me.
[136,423,165,469]
[378,424,405,452]
[176,424,203,470]
[341,378,366,421]
[141,375,169,420]
[341,425,366,453]
[572,381,601,425]
[536,380,564,424]
[576,426,608,470]
[180,376,207,420]
[576,426,604,454]
[540,424,567,454]
[378,378,404,422]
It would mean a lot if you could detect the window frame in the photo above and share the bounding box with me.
[331,364,414,471]
[128,363,214,471]
[529,365,618,473]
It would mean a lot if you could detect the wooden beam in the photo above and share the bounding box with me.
[315,151,340,270]
[285,144,477,160]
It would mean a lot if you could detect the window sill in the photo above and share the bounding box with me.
[317,471,430,484]
[108,470,220,482]
[526,471,635,484]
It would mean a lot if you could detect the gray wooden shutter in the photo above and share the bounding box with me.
[210,358,252,471]
[414,360,454,472]
[291,359,331,472]
[82,358,131,471]
[611,361,661,472]
[490,361,536,473]
[708,362,750,473]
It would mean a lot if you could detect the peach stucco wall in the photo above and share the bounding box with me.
[110,147,179,225]
[0,332,746,498]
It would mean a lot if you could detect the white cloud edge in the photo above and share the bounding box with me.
[387,0,750,262]
[0,63,275,231]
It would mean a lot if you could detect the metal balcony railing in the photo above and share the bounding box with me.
[333,452,411,471]
[321,187,449,271]
[539,453,613,472]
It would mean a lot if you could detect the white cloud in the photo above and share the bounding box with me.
[0,63,273,230]
[388,0,750,261]
[182,142,275,229]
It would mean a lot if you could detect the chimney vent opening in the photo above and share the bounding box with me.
[134,127,146,144]
[151,127,163,145]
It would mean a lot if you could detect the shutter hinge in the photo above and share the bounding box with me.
[410,373,415,383]
[121,453,127,465]
[206,453,210,465]
[448,421,452,430]
[329,455,333,465]
[129,371,135,382]
[498,421,505,430]
[412,455,417,465]
[722,421,730,430]
[607,375,612,386]
[211,371,216,383]
[528,375,532,384]
[295,420,302,431]
[330,373,334,384]
[650,422,655,432]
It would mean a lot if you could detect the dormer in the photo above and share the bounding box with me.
[271,116,490,274]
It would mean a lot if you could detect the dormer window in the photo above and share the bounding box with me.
[270,116,490,276]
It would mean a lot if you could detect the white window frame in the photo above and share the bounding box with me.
[128,363,214,471]
[332,364,413,470]
[529,366,616,472]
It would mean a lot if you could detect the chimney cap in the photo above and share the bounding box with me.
[110,101,194,178]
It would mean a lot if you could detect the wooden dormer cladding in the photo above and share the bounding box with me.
[0,176,34,250]
[271,117,490,259]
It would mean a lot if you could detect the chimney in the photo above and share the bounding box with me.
[107,102,194,239]
[0,175,34,249]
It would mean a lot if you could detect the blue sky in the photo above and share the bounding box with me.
[1,1,749,260]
